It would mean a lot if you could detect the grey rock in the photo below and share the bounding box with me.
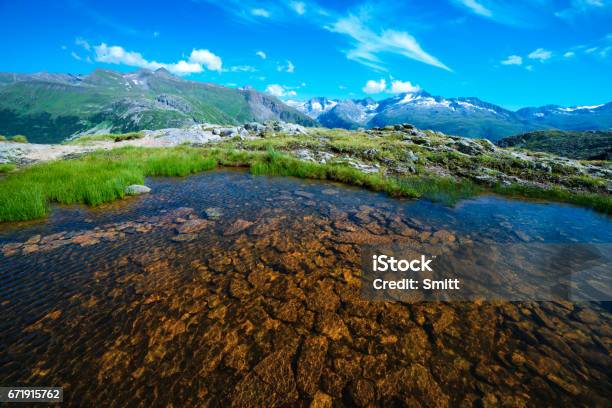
[455,139,484,156]
[244,122,266,132]
[125,184,151,195]
[205,207,223,220]
[406,150,419,162]
[239,129,250,139]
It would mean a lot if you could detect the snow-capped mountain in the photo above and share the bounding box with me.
[515,103,612,132]
[286,97,338,119]
[288,91,612,140]
[317,98,380,129]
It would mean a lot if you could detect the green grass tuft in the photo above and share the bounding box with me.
[11,135,28,143]
[0,163,16,173]
[494,183,612,214]
[0,147,220,222]
[67,132,144,144]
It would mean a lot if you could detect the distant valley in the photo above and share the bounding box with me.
[287,92,612,141]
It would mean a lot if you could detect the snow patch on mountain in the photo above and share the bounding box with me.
[558,104,604,112]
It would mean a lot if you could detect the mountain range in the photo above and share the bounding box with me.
[287,92,612,141]
[0,68,610,143]
[0,68,316,144]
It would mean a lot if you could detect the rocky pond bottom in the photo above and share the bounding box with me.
[0,170,610,407]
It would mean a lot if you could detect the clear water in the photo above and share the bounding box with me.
[0,170,610,406]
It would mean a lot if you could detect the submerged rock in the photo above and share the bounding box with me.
[205,207,223,220]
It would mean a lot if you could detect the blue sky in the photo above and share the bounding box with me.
[0,0,611,109]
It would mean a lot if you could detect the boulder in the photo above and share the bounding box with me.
[125,185,151,195]
[454,139,484,156]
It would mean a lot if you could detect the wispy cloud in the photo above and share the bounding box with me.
[255,50,267,59]
[75,37,91,51]
[277,60,295,73]
[69,0,144,37]
[327,14,451,72]
[450,0,557,27]
[290,1,306,15]
[455,0,492,17]
[227,65,257,72]
[528,48,552,62]
[251,8,271,18]
[564,51,576,58]
[555,0,610,21]
[93,43,223,75]
[501,55,522,65]
[200,1,449,72]
[71,51,82,61]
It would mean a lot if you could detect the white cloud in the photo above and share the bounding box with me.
[71,52,82,61]
[327,14,451,71]
[94,43,160,69]
[525,65,534,71]
[166,60,204,74]
[362,79,387,94]
[564,51,576,57]
[189,49,223,71]
[251,8,270,18]
[153,31,160,38]
[501,55,523,65]
[585,46,598,53]
[277,60,295,73]
[93,43,223,75]
[528,48,552,61]
[75,37,91,51]
[456,0,492,17]
[290,1,306,15]
[389,79,420,93]
[256,50,267,59]
[265,84,296,97]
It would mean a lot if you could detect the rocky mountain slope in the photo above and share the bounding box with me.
[291,91,612,140]
[0,69,316,144]
[497,130,612,160]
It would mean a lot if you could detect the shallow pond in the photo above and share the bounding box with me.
[0,170,610,407]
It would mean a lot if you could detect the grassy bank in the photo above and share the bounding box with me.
[0,147,216,222]
[0,146,609,222]
[0,146,479,222]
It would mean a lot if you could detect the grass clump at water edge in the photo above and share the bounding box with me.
[0,147,217,222]
[0,146,609,222]
[11,135,28,143]
[0,163,16,173]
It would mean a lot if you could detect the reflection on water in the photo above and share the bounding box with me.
[0,170,610,407]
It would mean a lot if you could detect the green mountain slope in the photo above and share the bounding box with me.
[0,69,317,143]
[496,130,612,160]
